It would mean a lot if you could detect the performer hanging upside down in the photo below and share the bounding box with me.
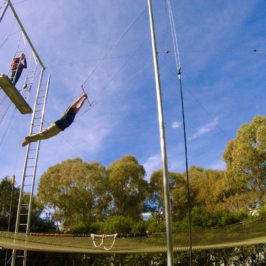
[22,93,88,147]
[10,53,27,85]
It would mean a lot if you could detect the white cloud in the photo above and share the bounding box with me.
[189,117,219,141]
[143,154,162,180]
[171,121,181,129]
[208,160,226,170]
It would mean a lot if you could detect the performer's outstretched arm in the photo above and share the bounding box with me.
[70,93,88,113]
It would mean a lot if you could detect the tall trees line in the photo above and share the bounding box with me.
[35,115,265,229]
[0,115,265,265]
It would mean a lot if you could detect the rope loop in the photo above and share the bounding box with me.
[90,233,118,250]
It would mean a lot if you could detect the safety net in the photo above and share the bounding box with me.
[0,216,265,253]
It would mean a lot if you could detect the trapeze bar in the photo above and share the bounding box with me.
[0,74,32,114]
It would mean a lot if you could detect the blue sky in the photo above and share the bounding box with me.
[0,0,265,188]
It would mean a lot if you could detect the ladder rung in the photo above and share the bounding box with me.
[19,223,27,226]
[20,213,28,216]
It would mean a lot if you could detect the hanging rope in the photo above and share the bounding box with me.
[0,99,17,149]
[165,0,193,265]
[0,101,12,126]
[84,35,150,110]
[21,50,39,99]
[90,234,104,248]
[8,31,27,83]
[90,233,118,251]
[0,30,20,49]
[81,6,147,90]
[103,234,118,251]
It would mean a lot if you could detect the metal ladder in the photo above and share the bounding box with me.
[11,71,50,266]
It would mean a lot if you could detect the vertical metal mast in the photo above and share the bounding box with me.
[147,0,173,265]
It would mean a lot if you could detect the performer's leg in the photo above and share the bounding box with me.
[22,123,61,146]
[13,69,22,85]
[10,71,16,84]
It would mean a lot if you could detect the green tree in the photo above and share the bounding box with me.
[38,158,110,228]
[188,166,226,212]
[107,155,148,220]
[223,116,266,209]
[150,170,188,221]
[0,176,19,231]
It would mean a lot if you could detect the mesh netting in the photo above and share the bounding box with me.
[0,217,265,253]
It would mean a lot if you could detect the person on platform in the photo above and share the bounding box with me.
[10,53,27,85]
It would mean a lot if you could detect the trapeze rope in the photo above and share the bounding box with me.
[0,104,16,147]
[166,0,192,265]
[91,234,104,248]
[87,35,151,108]
[103,234,118,251]
[81,6,147,90]
[0,101,12,125]
[0,30,20,49]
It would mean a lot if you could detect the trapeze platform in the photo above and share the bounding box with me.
[0,73,32,114]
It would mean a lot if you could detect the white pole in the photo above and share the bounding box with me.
[147,0,173,265]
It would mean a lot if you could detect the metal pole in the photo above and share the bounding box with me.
[0,0,9,23]
[8,0,45,68]
[147,0,173,265]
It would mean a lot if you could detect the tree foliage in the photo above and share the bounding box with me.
[149,170,187,221]
[188,166,226,211]
[107,155,148,220]
[223,116,266,209]
[0,177,19,231]
[29,115,266,264]
[38,158,110,227]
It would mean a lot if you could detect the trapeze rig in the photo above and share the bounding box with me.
[0,1,50,266]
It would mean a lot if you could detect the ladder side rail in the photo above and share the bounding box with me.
[22,68,45,265]
[12,68,45,266]
[26,74,51,234]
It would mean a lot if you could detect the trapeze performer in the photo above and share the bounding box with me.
[22,93,88,147]
[10,53,27,85]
